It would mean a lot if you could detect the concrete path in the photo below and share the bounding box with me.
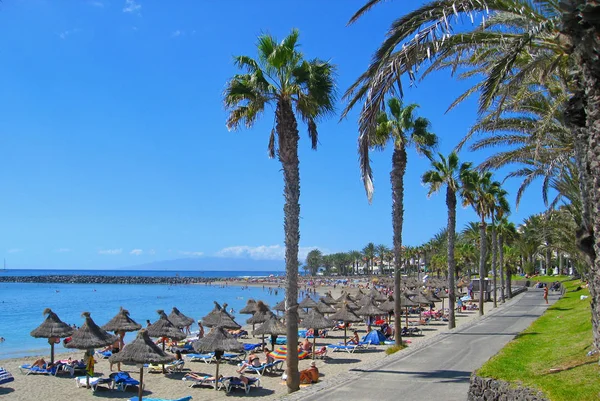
[294,288,558,401]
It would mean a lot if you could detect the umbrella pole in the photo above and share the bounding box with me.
[138,366,144,401]
[405,307,409,328]
[162,340,166,374]
[262,334,265,351]
[344,325,347,346]
[50,342,55,365]
[215,360,220,391]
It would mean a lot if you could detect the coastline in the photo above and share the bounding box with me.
[0,285,494,400]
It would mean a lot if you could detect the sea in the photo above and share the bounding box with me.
[0,269,286,360]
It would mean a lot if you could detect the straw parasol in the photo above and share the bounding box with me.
[355,298,385,317]
[336,293,359,309]
[201,302,241,329]
[167,307,195,329]
[315,300,336,315]
[329,303,361,345]
[65,312,118,387]
[101,307,142,371]
[146,310,186,373]
[253,315,286,349]
[379,296,395,312]
[300,310,333,359]
[246,301,273,343]
[109,329,174,401]
[319,292,337,305]
[409,292,432,305]
[335,291,355,303]
[274,300,286,313]
[298,295,319,309]
[30,308,74,364]
[193,326,244,390]
[434,289,449,310]
[239,299,258,314]
[368,288,388,303]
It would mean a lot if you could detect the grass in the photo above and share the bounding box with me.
[385,343,407,355]
[511,275,571,283]
[477,280,599,400]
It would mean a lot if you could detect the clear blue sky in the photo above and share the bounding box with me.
[0,0,546,269]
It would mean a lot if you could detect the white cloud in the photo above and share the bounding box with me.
[216,245,321,261]
[55,248,71,253]
[89,1,104,7]
[58,29,78,40]
[7,248,23,254]
[130,249,143,256]
[123,0,141,14]
[171,30,182,38]
[148,249,156,255]
[179,251,204,257]
[99,248,122,255]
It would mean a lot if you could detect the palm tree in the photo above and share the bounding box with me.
[305,249,323,276]
[496,218,517,301]
[223,29,336,393]
[349,250,362,275]
[362,243,376,275]
[489,186,510,308]
[422,152,472,328]
[462,171,504,315]
[376,244,390,274]
[360,97,437,346]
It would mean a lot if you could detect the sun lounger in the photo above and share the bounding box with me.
[75,376,114,391]
[112,371,141,392]
[19,364,58,376]
[166,360,185,372]
[242,360,283,376]
[185,353,214,364]
[127,397,192,401]
[327,344,358,353]
[0,367,15,385]
[312,347,328,359]
[95,350,112,359]
[182,374,227,389]
[243,343,264,352]
[221,352,245,364]
[224,376,261,394]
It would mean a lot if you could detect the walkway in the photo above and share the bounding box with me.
[293,288,557,401]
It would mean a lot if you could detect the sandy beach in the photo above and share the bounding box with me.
[0,285,492,400]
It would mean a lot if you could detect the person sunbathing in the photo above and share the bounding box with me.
[299,361,319,384]
[348,331,360,345]
[32,358,47,368]
[300,338,312,352]
[263,348,275,364]
[185,372,222,381]
[236,351,261,373]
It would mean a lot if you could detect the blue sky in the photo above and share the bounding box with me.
[0,0,547,269]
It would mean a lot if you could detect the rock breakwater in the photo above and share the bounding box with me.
[0,275,218,285]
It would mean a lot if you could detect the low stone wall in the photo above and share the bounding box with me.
[468,375,548,401]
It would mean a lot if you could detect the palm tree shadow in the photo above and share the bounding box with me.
[350,368,470,384]
[323,358,361,364]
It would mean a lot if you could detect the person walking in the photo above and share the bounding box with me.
[543,286,549,304]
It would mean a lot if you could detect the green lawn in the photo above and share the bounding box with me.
[477,280,599,401]
[511,275,571,283]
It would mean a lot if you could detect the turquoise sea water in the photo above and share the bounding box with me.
[0,270,285,360]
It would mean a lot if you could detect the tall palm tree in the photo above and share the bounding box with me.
[363,97,437,346]
[462,171,503,315]
[363,243,376,275]
[376,244,390,274]
[223,29,336,393]
[422,152,472,328]
[490,187,510,308]
[349,250,362,275]
[496,218,517,301]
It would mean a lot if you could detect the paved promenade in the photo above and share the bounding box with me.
[293,288,557,401]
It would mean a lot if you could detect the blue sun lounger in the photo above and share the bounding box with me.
[224,376,261,394]
[19,364,59,375]
[128,397,192,401]
[242,360,283,376]
[327,344,358,353]
[184,353,214,363]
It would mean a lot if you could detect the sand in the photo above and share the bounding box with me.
[0,286,491,400]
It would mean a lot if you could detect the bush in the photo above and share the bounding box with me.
[385,343,407,355]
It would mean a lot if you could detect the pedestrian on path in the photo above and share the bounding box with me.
[543,286,549,304]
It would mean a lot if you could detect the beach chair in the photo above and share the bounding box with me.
[327,344,358,353]
[112,371,141,392]
[95,350,112,359]
[221,352,245,364]
[313,346,328,359]
[166,360,185,373]
[182,374,227,389]
[243,343,264,352]
[19,364,59,376]
[127,397,192,401]
[75,376,114,391]
[185,353,214,364]
[224,376,261,394]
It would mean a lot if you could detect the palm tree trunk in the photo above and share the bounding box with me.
[446,187,457,329]
[276,99,300,393]
[392,146,407,346]
[499,234,505,303]
[479,220,487,316]
[506,263,512,299]
[491,220,498,308]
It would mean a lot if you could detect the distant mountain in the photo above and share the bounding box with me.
[122,256,285,271]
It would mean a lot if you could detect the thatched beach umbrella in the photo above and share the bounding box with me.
[298,295,319,310]
[356,298,385,317]
[434,289,449,310]
[368,288,388,303]
[193,326,244,390]
[315,300,336,315]
[102,307,142,371]
[30,308,74,364]
[319,292,337,305]
[409,292,432,305]
[253,315,286,349]
[65,312,118,387]
[109,329,174,401]
[168,307,195,329]
[274,300,286,313]
[336,293,359,310]
[147,310,186,373]
[300,310,333,359]
[335,291,355,303]
[201,302,240,329]
[246,301,273,342]
[239,299,258,314]
[329,303,361,345]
